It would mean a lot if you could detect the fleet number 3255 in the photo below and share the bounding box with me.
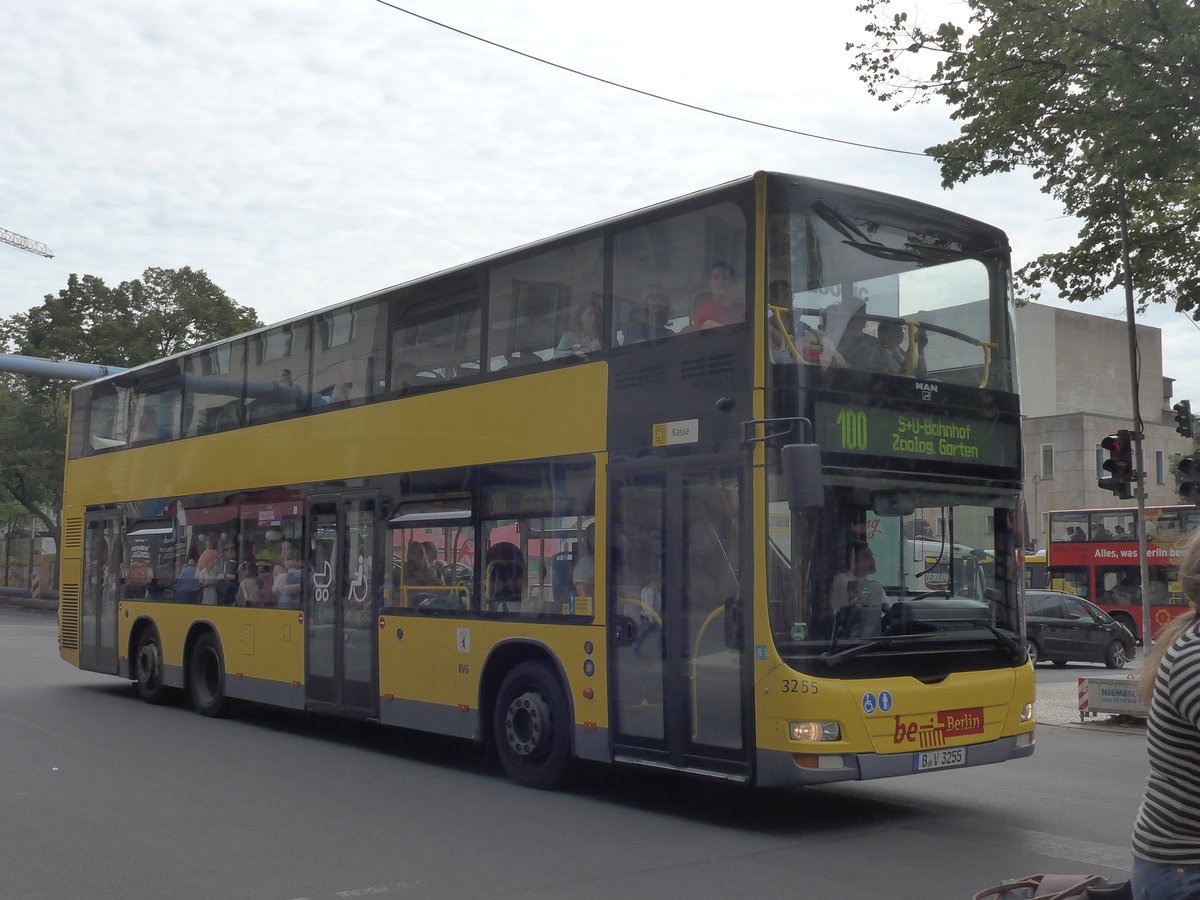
[782,679,819,694]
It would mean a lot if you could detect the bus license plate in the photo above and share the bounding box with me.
[914,747,966,772]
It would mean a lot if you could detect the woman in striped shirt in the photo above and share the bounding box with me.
[1132,526,1200,899]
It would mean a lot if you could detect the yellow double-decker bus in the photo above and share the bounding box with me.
[59,172,1034,788]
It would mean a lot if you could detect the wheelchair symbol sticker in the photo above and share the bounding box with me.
[862,692,877,714]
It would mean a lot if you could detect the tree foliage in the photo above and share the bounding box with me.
[848,0,1200,312]
[2,266,260,366]
[0,267,261,559]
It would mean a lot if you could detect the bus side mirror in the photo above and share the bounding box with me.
[782,443,824,510]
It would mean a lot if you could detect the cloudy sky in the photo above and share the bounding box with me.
[4,1,1197,406]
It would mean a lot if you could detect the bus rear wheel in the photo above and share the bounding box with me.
[493,662,570,789]
[134,628,170,704]
[188,632,228,718]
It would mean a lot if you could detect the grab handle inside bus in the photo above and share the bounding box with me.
[782,443,824,510]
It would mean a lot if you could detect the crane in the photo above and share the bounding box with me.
[0,227,54,258]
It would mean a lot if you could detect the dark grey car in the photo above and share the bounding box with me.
[1024,590,1136,668]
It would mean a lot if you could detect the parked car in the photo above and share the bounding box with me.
[1024,590,1136,668]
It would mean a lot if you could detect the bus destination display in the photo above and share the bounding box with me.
[814,402,1018,468]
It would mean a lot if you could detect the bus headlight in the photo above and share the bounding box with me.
[789,721,841,742]
[1020,703,1034,723]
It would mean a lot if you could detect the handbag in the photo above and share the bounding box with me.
[973,873,1131,900]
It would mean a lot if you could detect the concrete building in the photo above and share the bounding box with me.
[1016,303,1193,551]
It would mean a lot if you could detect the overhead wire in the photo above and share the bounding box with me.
[370,2,1200,408]
[368,0,934,159]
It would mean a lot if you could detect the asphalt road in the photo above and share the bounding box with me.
[0,605,1142,900]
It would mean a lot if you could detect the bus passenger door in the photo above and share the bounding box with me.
[305,493,379,717]
[608,459,749,777]
[81,513,121,675]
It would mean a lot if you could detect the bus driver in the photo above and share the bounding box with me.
[830,541,888,637]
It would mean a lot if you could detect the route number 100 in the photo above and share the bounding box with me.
[835,409,868,450]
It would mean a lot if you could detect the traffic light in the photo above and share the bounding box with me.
[1098,430,1136,499]
[1174,400,1194,438]
[1180,453,1200,505]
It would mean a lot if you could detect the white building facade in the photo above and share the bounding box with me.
[1016,303,1193,550]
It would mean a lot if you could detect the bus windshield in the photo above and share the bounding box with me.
[768,485,1021,671]
[769,185,1014,391]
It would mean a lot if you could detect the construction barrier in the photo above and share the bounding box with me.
[1078,675,1147,722]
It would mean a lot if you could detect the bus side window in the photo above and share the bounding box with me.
[131,363,182,445]
[487,238,603,372]
[391,280,482,392]
[612,201,746,345]
[313,300,387,406]
[183,342,245,437]
[245,322,311,426]
[484,539,525,612]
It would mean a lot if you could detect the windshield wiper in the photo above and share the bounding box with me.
[811,200,970,266]
[819,640,884,666]
[986,626,1026,661]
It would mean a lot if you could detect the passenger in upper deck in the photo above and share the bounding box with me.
[829,301,890,372]
[623,284,672,344]
[768,280,797,362]
[554,301,602,360]
[877,320,928,376]
[693,261,745,329]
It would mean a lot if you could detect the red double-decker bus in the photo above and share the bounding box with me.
[1045,505,1200,641]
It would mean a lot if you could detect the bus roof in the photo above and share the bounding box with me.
[72,170,1008,390]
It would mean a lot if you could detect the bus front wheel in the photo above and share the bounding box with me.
[188,632,228,718]
[493,662,570,789]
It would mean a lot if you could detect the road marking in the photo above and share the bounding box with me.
[0,711,68,738]
[1018,827,1133,870]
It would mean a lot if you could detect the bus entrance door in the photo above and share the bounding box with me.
[305,493,379,717]
[609,460,749,778]
[81,513,121,675]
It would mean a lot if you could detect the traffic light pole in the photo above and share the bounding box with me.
[1118,177,1153,647]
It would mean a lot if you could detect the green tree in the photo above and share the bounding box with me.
[0,267,261,579]
[848,0,1200,312]
[5,266,260,366]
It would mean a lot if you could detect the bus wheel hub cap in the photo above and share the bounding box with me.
[506,692,547,756]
